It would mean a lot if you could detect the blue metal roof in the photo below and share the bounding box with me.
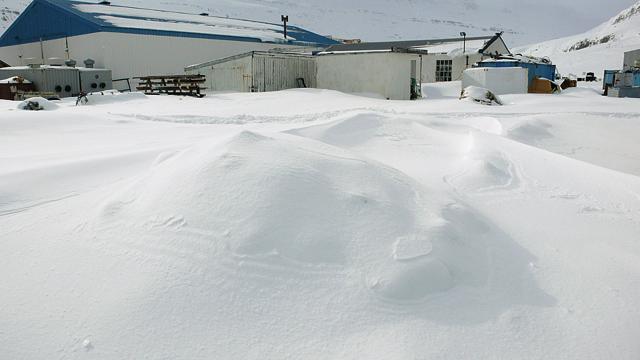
[0,0,339,47]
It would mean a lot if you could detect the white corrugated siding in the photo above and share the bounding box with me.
[0,32,300,80]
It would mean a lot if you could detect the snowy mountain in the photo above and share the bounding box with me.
[0,0,637,46]
[0,0,26,33]
[517,0,640,76]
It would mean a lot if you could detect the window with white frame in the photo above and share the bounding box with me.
[436,59,453,82]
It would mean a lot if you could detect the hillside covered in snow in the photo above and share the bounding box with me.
[0,0,637,46]
[517,0,640,76]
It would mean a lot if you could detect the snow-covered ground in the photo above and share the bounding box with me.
[1,84,640,359]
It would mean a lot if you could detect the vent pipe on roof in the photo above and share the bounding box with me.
[65,59,77,67]
[84,59,95,68]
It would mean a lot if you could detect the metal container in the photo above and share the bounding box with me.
[0,66,112,96]
[476,60,557,90]
[79,68,113,92]
[603,70,618,90]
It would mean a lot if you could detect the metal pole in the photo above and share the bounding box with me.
[281,15,288,39]
[65,36,70,60]
[39,37,45,65]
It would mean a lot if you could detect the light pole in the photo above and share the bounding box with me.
[281,15,289,39]
[460,31,468,68]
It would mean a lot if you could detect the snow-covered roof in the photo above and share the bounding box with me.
[0,0,339,47]
[411,39,490,55]
[479,54,553,65]
[323,35,495,53]
[0,76,32,84]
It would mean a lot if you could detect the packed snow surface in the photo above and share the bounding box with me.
[1,84,640,359]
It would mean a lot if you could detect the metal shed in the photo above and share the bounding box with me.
[185,51,316,93]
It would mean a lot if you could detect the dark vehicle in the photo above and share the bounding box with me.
[585,72,597,82]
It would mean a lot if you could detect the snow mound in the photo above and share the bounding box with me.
[99,131,425,267]
[460,86,503,106]
[16,97,58,111]
[422,81,462,99]
[94,130,542,306]
[84,90,147,105]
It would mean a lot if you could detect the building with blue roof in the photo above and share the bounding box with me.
[0,0,338,80]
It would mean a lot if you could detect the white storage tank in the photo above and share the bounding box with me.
[462,67,528,95]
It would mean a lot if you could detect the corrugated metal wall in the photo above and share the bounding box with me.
[189,55,253,92]
[252,54,316,92]
[0,67,81,95]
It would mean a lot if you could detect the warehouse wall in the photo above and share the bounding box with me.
[186,53,316,93]
[316,52,419,100]
[0,32,299,80]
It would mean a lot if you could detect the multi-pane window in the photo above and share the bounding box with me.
[436,59,453,82]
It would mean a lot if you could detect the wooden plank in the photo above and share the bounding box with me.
[133,75,205,80]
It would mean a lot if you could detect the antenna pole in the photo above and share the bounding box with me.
[281,15,289,39]
[65,36,70,60]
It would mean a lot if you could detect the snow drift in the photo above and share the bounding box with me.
[1,86,640,359]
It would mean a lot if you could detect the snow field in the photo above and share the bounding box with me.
[1,84,640,359]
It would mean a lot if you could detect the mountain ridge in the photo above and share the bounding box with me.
[517,0,640,75]
[0,0,636,47]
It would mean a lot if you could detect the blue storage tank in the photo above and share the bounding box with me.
[476,60,557,90]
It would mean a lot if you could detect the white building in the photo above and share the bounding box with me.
[322,33,511,83]
[314,50,425,100]
[187,48,424,100]
[186,33,510,100]
[0,0,338,81]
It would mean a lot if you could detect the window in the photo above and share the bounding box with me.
[436,59,453,82]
